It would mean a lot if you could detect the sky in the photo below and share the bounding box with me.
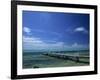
[22,10,89,52]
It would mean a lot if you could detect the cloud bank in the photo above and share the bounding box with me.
[23,36,89,52]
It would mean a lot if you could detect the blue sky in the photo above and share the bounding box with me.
[22,11,89,51]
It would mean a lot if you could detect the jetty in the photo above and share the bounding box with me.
[43,53,89,63]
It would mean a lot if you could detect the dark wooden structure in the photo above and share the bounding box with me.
[43,53,89,63]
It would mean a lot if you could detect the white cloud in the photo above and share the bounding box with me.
[65,27,88,34]
[75,27,84,31]
[23,36,46,51]
[74,27,88,33]
[23,36,42,43]
[72,43,78,47]
[23,36,65,51]
[23,27,31,34]
[23,36,89,51]
[71,42,89,50]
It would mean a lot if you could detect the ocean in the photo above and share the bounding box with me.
[23,50,89,69]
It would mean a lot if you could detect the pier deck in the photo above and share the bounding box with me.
[43,53,89,63]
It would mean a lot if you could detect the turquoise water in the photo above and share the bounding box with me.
[23,50,89,69]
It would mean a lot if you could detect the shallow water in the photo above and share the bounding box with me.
[23,51,89,69]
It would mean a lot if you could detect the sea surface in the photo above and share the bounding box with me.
[23,50,89,69]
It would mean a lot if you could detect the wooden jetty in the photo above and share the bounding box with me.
[43,53,89,63]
